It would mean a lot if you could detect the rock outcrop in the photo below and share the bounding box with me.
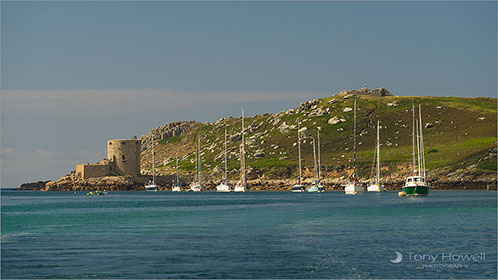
[18,180,50,191]
[340,87,393,97]
[33,173,180,191]
[141,121,198,151]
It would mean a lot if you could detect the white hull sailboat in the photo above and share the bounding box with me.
[172,153,181,192]
[217,127,232,192]
[217,183,231,192]
[367,184,384,192]
[344,183,363,195]
[190,136,204,192]
[292,120,305,192]
[345,99,364,195]
[308,129,325,192]
[368,120,385,192]
[234,106,248,192]
[145,135,158,192]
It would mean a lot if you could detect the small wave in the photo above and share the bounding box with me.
[1,231,32,242]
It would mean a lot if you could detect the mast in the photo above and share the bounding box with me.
[317,129,321,183]
[199,136,202,185]
[195,135,198,182]
[297,119,302,185]
[152,135,155,184]
[241,105,246,185]
[370,139,377,182]
[176,152,179,186]
[419,104,426,178]
[224,127,227,182]
[412,103,416,175]
[376,120,380,185]
[312,137,317,183]
[353,98,357,182]
[416,119,421,177]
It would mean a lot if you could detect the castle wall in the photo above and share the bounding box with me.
[76,164,112,179]
[107,139,141,176]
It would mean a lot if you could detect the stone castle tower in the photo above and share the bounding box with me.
[107,139,141,176]
[76,138,141,179]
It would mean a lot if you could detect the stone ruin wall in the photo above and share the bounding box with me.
[75,139,141,179]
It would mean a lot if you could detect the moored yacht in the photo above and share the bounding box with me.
[172,153,181,192]
[403,176,429,196]
[145,135,158,192]
[217,128,232,192]
[234,106,248,192]
[308,129,325,192]
[292,120,305,192]
[367,120,385,192]
[401,104,429,196]
[190,136,204,192]
[344,98,364,195]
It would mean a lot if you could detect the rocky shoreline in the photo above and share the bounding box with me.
[18,172,496,192]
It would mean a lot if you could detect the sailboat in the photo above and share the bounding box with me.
[308,130,325,192]
[190,136,204,192]
[145,135,158,191]
[172,152,181,192]
[291,120,305,192]
[401,104,429,196]
[307,134,319,192]
[367,120,385,192]
[234,106,248,192]
[344,99,365,195]
[217,127,232,192]
[317,130,325,192]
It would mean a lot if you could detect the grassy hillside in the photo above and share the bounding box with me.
[141,93,497,182]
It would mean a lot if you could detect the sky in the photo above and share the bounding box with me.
[1,1,497,188]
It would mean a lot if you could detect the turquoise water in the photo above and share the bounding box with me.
[1,190,496,279]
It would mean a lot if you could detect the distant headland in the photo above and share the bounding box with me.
[19,87,497,191]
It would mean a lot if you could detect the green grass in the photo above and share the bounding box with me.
[477,157,497,171]
[452,137,497,149]
[250,157,294,169]
[142,95,497,178]
[158,135,183,144]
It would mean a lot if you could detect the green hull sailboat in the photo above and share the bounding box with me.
[400,104,430,197]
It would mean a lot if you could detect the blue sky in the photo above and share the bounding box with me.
[1,1,497,187]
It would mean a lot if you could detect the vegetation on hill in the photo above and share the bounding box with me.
[140,91,497,186]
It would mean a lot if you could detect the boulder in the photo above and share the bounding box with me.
[254,151,265,158]
[230,133,242,142]
[297,99,320,112]
[279,122,290,134]
[343,107,353,112]
[328,116,342,125]
[246,136,257,145]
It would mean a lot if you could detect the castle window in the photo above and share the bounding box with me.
[109,142,112,145]
[122,155,125,160]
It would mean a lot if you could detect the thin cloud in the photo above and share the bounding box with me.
[1,89,318,115]
[1,148,15,155]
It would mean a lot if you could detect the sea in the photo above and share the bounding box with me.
[1,190,496,279]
